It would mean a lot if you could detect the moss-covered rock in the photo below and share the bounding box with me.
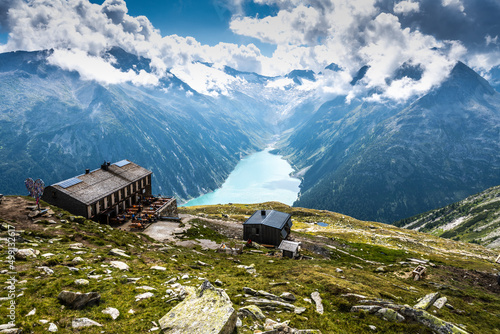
[400,306,469,334]
[238,305,266,320]
[414,292,440,310]
[375,308,405,322]
[159,281,236,334]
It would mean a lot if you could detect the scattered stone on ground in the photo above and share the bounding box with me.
[197,260,210,267]
[433,297,448,309]
[48,323,58,332]
[311,291,324,314]
[57,291,101,309]
[26,308,36,316]
[74,279,89,286]
[280,292,296,302]
[38,266,54,275]
[237,264,257,275]
[150,265,166,271]
[109,248,130,258]
[102,307,120,320]
[15,248,38,260]
[72,318,102,329]
[341,293,367,299]
[69,243,84,249]
[110,261,130,271]
[262,318,322,333]
[414,292,440,310]
[0,324,19,334]
[136,292,154,301]
[72,256,84,263]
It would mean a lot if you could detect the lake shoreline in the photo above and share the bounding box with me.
[182,147,301,207]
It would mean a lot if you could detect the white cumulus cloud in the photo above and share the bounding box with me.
[47,49,159,86]
[394,1,420,15]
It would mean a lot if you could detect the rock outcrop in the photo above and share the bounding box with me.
[351,293,470,334]
[159,281,236,334]
[399,306,469,334]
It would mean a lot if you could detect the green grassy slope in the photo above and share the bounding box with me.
[1,197,499,333]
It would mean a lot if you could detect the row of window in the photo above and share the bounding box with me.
[89,175,151,216]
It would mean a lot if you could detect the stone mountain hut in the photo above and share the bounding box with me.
[42,160,152,222]
[243,210,292,246]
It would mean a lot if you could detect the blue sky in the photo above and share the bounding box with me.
[0,0,499,99]
[89,0,278,56]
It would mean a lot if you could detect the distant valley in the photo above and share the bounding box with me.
[1,48,499,224]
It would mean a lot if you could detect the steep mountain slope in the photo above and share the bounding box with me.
[0,50,271,200]
[395,185,500,248]
[2,48,500,225]
[281,62,500,223]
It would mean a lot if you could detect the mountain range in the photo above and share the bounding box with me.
[1,48,499,224]
[280,61,500,223]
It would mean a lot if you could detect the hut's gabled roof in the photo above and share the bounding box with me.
[49,160,152,205]
[243,210,291,230]
[278,240,300,252]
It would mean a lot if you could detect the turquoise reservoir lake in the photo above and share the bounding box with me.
[183,148,301,206]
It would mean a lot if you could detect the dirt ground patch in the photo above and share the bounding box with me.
[143,221,190,242]
[0,196,40,226]
[0,196,66,235]
[440,265,500,294]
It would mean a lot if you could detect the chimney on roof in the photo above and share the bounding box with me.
[261,210,266,216]
[85,169,90,174]
[101,161,108,171]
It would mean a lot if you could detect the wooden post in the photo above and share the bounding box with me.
[495,254,500,264]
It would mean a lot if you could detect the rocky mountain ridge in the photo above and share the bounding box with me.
[280,61,500,223]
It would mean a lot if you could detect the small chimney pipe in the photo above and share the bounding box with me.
[85,169,90,174]
[261,210,266,216]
